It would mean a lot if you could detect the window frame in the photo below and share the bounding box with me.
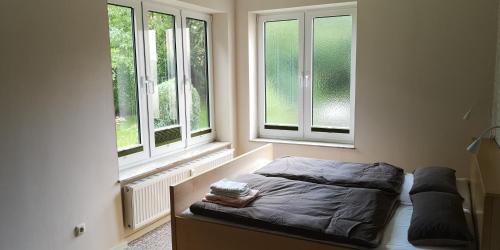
[182,11,216,147]
[108,0,151,166]
[257,12,305,141]
[107,0,215,169]
[303,7,357,144]
[257,4,357,145]
[142,2,188,157]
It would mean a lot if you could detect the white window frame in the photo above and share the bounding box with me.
[109,0,151,166]
[182,11,216,147]
[257,4,357,145]
[142,2,187,157]
[303,7,356,144]
[257,12,305,141]
[107,0,215,169]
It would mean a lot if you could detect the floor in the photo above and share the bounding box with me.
[127,222,172,250]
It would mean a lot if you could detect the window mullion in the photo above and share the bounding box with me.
[138,2,154,158]
[302,11,311,140]
[141,2,159,157]
[178,12,189,150]
[181,12,192,146]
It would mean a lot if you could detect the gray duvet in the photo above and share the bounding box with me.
[255,156,404,193]
[190,174,400,248]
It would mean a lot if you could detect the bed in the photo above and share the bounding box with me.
[169,144,479,250]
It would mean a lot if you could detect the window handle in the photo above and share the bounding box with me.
[141,76,155,95]
[150,80,157,95]
[304,73,310,88]
[184,73,191,85]
[140,76,147,90]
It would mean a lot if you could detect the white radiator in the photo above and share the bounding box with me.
[184,148,234,176]
[123,148,234,229]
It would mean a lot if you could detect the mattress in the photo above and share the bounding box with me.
[185,172,474,249]
[190,173,399,248]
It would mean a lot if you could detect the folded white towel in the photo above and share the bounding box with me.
[210,179,250,197]
[203,189,259,208]
[211,189,250,198]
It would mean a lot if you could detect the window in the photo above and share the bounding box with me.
[258,5,356,144]
[107,1,214,167]
[184,15,213,139]
[108,4,143,157]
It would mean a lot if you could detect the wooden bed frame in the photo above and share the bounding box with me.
[170,143,493,250]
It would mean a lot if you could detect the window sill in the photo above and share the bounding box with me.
[118,141,231,184]
[250,138,355,149]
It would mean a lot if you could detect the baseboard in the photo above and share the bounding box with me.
[109,241,128,250]
[110,213,171,250]
[124,215,171,243]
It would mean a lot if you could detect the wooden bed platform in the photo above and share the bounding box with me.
[170,143,496,250]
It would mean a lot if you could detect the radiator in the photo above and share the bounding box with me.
[185,148,234,176]
[123,148,234,229]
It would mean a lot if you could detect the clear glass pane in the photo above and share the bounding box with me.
[186,18,210,133]
[264,20,299,126]
[146,11,180,131]
[312,16,352,129]
[107,4,141,151]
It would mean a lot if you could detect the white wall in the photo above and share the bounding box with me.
[0,0,123,249]
[0,0,237,249]
[212,12,238,144]
[236,0,498,177]
[0,0,495,248]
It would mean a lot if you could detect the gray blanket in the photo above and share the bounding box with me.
[255,156,404,193]
[190,174,399,248]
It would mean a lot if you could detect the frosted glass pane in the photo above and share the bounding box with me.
[312,16,352,129]
[107,4,141,151]
[147,12,180,131]
[186,18,210,133]
[265,20,299,126]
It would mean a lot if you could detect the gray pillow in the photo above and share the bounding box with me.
[409,166,459,195]
[408,192,473,246]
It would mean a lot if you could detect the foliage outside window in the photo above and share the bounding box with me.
[107,1,214,167]
[108,5,141,151]
[187,18,210,133]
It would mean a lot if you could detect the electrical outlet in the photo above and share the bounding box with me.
[74,223,86,237]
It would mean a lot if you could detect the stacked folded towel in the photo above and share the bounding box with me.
[203,179,259,208]
[210,179,250,197]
